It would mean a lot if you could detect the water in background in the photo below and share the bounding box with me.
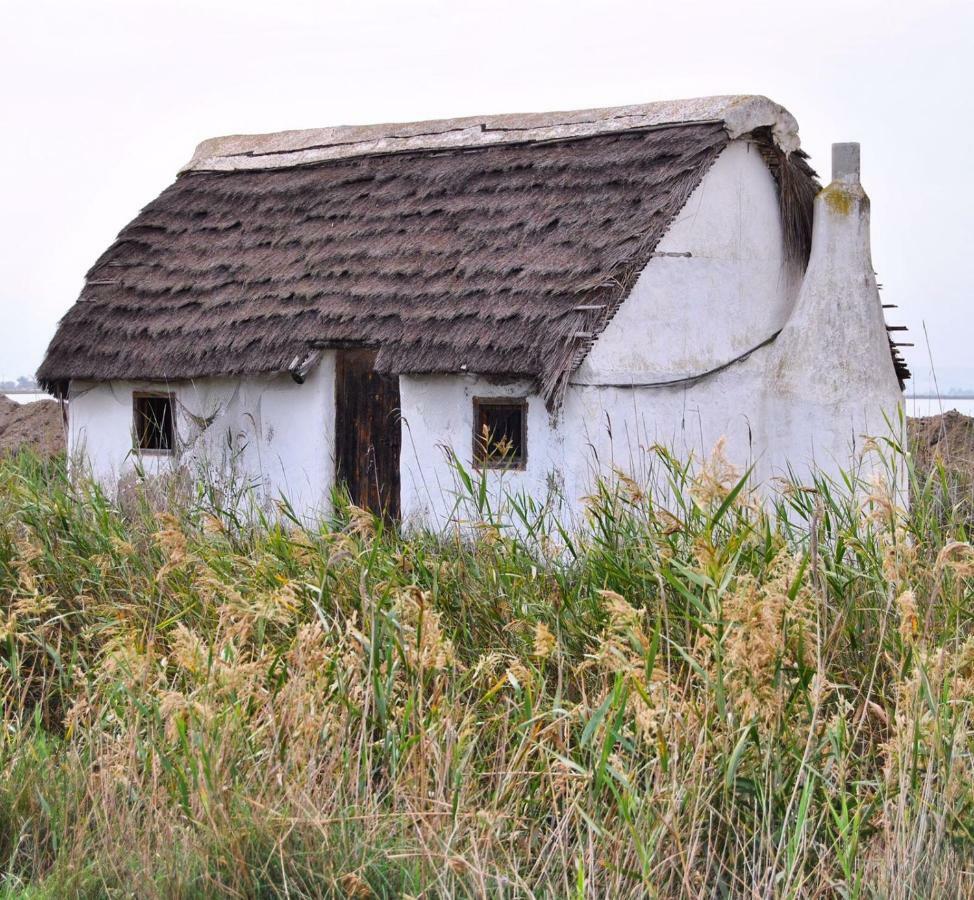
[908,396,974,418]
[4,393,50,404]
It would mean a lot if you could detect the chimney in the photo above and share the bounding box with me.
[831,142,860,183]
[763,140,903,484]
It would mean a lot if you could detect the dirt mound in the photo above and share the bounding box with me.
[909,410,974,474]
[0,396,65,458]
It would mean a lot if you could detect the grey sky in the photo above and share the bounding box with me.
[2,0,970,388]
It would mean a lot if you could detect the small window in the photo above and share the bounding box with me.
[473,397,527,469]
[133,393,175,452]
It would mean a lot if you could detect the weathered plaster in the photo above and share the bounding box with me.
[68,353,336,520]
[398,375,565,530]
[398,356,771,531]
[579,140,800,382]
[764,145,903,486]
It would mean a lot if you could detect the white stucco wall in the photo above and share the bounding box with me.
[398,357,772,531]
[398,376,564,529]
[579,140,800,382]
[67,353,336,520]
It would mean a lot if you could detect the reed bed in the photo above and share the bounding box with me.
[1,442,973,898]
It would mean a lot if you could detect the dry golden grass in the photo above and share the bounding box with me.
[1,440,973,898]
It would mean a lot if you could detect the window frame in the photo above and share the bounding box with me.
[472,396,528,471]
[132,391,177,455]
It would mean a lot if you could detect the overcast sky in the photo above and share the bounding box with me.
[2,0,971,389]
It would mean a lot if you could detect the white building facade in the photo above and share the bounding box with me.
[44,97,906,528]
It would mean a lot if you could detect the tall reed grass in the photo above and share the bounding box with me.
[1,442,972,898]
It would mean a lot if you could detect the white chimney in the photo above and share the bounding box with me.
[763,141,904,486]
[831,142,860,183]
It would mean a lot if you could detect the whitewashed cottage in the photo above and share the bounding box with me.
[38,96,907,526]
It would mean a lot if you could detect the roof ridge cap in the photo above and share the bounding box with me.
[182,95,800,173]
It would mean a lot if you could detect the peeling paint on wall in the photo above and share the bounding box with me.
[68,352,337,520]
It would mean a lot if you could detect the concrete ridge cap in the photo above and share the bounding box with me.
[181,95,800,173]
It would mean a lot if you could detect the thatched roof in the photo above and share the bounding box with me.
[39,96,820,404]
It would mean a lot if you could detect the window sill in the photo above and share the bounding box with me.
[474,461,527,472]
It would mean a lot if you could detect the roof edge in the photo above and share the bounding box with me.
[182,95,800,173]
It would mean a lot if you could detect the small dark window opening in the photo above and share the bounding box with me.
[473,398,527,469]
[134,393,175,452]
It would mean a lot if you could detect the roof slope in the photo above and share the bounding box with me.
[38,97,817,403]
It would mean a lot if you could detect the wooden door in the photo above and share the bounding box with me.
[335,349,401,519]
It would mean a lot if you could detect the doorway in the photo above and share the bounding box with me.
[334,349,401,519]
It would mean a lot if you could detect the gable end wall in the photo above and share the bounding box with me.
[579,139,800,381]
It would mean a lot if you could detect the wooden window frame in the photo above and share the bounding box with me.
[132,391,176,455]
[472,396,528,471]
